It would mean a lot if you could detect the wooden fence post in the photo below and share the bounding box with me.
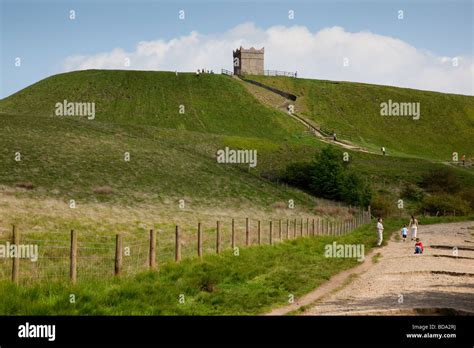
[286,219,290,239]
[326,220,329,235]
[293,219,297,238]
[269,221,273,245]
[306,218,309,236]
[70,229,77,283]
[231,219,235,250]
[278,220,282,241]
[11,225,19,284]
[312,219,315,236]
[197,223,203,259]
[115,234,123,276]
[246,218,250,246]
[300,218,303,237]
[257,220,261,245]
[368,205,371,219]
[149,229,156,269]
[216,221,221,254]
[175,226,181,262]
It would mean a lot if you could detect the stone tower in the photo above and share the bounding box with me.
[233,46,264,76]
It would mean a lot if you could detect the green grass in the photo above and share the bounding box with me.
[0,112,319,208]
[1,70,472,210]
[0,70,304,140]
[247,75,474,161]
[1,216,469,315]
[0,70,326,209]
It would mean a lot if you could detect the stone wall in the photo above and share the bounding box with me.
[233,47,264,75]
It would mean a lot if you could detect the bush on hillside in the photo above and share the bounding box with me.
[460,187,474,210]
[419,168,462,194]
[370,193,397,218]
[417,193,471,216]
[282,162,313,189]
[401,183,425,202]
[282,146,371,207]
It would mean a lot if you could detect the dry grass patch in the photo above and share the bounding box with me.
[92,186,114,195]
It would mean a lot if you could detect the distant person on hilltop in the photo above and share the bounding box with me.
[461,154,465,166]
[333,131,337,141]
[381,147,386,156]
[409,215,418,241]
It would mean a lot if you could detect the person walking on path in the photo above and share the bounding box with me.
[376,218,384,246]
[409,215,418,241]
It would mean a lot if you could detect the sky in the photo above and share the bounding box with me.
[1,0,473,98]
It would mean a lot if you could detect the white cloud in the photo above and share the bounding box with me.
[63,23,473,95]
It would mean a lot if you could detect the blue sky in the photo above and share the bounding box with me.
[1,0,473,97]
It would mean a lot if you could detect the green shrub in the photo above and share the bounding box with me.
[370,193,397,218]
[282,146,371,207]
[401,183,425,202]
[418,194,471,216]
[419,168,462,194]
[460,187,474,210]
[282,162,313,188]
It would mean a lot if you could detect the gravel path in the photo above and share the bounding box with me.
[302,221,474,315]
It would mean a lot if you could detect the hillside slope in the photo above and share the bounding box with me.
[1,70,472,212]
[0,70,302,140]
[0,70,323,210]
[247,76,474,161]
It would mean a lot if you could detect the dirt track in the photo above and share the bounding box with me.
[268,221,474,316]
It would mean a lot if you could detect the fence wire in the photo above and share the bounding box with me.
[0,211,370,284]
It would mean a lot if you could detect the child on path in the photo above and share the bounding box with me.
[401,224,408,242]
[414,238,424,254]
[376,218,384,246]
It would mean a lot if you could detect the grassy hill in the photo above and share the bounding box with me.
[0,69,472,212]
[0,70,330,212]
[0,70,303,140]
[247,76,474,161]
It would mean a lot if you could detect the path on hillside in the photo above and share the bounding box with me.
[237,76,376,155]
[267,221,474,315]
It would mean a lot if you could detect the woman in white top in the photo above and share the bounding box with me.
[409,215,418,241]
[376,218,384,246]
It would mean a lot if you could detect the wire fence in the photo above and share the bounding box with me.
[0,210,371,285]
